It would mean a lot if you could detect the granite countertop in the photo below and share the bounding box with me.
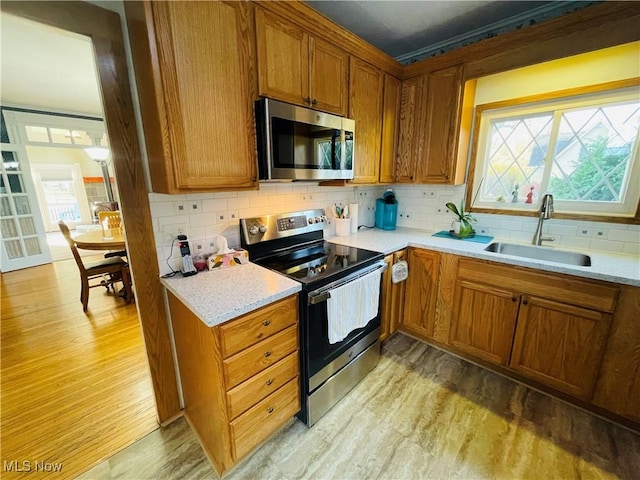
[161,263,301,327]
[328,227,640,287]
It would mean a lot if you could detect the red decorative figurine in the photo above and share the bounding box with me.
[526,186,534,204]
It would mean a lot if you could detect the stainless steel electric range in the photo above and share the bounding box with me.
[240,209,386,426]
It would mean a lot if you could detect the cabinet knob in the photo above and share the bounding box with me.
[267,407,274,414]
[511,296,517,302]
[445,174,450,180]
[409,175,414,180]
[266,378,274,386]
[251,176,257,182]
[262,319,271,327]
[304,97,311,104]
[264,351,272,358]
[523,298,529,305]
[312,99,317,106]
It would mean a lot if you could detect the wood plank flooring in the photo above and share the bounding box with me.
[1,257,158,480]
[80,333,640,480]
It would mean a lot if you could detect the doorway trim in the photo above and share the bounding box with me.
[1,1,181,423]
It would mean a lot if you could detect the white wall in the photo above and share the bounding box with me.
[474,41,640,105]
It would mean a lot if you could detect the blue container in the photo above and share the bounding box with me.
[375,189,398,230]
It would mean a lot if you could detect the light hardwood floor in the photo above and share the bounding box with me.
[79,333,639,480]
[0,258,158,480]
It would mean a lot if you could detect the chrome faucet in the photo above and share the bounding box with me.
[532,193,555,246]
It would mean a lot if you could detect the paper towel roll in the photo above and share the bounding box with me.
[349,203,358,233]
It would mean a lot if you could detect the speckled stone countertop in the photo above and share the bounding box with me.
[328,227,640,287]
[161,263,301,327]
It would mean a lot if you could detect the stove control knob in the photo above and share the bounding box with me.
[308,217,316,224]
[248,225,259,235]
[320,215,327,223]
[258,225,267,233]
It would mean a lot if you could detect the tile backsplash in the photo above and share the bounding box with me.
[149,183,639,275]
[150,183,382,275]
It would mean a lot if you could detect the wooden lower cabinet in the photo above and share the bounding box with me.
[168,293,300,474]
[449,280,519,366]
[380,250,407,341]
[510,296,611,399]
[402,248,441,339]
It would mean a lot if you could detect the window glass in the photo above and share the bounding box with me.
[471,85,640,218]
[25,125,50,143]
[49,128,72,144]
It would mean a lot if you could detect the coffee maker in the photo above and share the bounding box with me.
[375,189,398,230]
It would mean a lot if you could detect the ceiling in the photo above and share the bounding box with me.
[0,13,103,116]
[0,1,587,117]
[306,1,584,62]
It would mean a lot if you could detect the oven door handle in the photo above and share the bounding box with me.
[307,261,387,306]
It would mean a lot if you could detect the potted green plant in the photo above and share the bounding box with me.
[446,199,477,238]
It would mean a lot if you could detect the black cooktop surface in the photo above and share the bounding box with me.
[255,241,383,286]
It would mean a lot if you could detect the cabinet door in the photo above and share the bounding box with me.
[379,254,394,342]
[403,249,440,339]
[139,1,258,192]
[309,38,348,115]
[395,75,426,183]
[389,249,407,336]
[349,58,384,184]
[510,296,611,399]
[417,65,464,184]
[379,74,401,184]
[256,8,309,106]
[449,280,519,365]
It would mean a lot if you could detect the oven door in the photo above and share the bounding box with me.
[304,261,386,392]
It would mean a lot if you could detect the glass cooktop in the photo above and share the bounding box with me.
[255,241,383,286]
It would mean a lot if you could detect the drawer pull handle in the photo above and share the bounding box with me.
[262,319,271,327]
[267,407,274,414]
[264,351,272,358]
[266,378,274,386]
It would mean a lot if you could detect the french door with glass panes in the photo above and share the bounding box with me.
[0,144,51,271]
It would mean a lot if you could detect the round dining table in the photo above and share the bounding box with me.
[73,229,126,251]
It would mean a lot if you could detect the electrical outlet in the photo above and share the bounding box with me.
[176,226,186,236]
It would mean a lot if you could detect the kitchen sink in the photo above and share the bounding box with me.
[484,242,591,267]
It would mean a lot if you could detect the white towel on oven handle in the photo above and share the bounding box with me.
[326,268,382,344]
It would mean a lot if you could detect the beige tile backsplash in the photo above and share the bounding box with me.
[150,183,639,276]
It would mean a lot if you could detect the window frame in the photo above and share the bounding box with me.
[466,78,640,224]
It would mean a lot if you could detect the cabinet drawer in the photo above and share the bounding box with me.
[223,325,298,389]
[219,295,297,358]
[457,258,618,312]
[226,352,299,419]
[231,377,300,461]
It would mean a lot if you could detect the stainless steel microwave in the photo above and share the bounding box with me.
[255,98,355,181]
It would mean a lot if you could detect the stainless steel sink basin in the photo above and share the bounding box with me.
[484,242,591,267]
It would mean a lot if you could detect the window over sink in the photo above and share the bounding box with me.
[466,42,640,223]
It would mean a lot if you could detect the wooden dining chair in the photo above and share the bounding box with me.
[98,210,127,260]
[58,221,133,312]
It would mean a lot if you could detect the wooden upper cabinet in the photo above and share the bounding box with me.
[125,1,258,193]
[349,58,384,184]
[395,75,426,183]
[256,8,347,115]
[510,296,612,399]
[396,64,472,185]
[309,38,349,115]
[402,248,441,339]
[380,74,401,184]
